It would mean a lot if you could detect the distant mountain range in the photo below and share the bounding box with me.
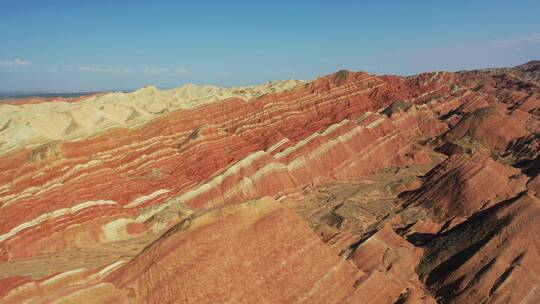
[0,90,106,100]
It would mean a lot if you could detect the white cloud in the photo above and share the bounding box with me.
[74,65,190,75]
[78,66,103,72]
[142,67,169,73]
[141,67,191,75]
[380,32,540,74]
[0,58,31,67]
[78,66,133,73]
[174,67,191,75]
[491,33,540,47]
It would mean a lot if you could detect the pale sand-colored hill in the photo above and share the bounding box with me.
[0,79,304,155]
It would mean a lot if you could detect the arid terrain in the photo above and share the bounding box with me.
[0,61,539,303]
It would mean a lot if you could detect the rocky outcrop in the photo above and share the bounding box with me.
[349,225,436,304]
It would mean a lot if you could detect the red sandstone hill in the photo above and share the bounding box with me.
[0,61,539,303]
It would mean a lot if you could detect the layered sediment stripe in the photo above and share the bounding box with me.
[0,200,118,243]
[124,189,172,208]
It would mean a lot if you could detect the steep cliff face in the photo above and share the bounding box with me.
[1,62,539,304]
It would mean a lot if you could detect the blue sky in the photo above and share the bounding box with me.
[0,0,539,91]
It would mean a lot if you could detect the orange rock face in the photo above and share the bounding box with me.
[1,62,539,303]
[110,198,365,304]
[1,198,367,304]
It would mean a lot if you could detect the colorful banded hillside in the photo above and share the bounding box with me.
[0,62,539,304]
